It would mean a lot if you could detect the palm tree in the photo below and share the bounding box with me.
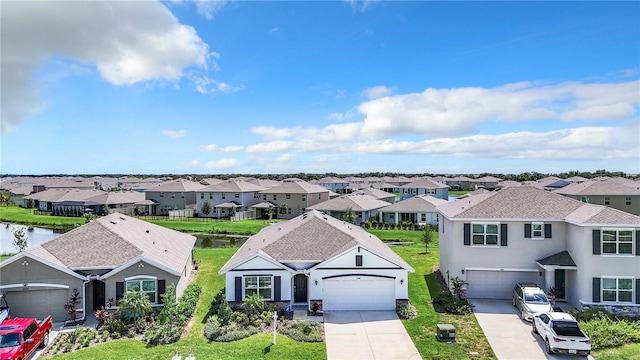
[266,205,276,220]
[118,291,152,320]
[340,207,357,224]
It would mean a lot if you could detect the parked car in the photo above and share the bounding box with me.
[532,312,591,357]
[512,283,553,321]
[0,294,9,323]
[0,316,53,360]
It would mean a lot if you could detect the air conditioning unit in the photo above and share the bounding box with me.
[436,323,456,342]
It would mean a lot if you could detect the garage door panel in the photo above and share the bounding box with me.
[323,277,395,311]
[466,271,538,299]
[6,289,69,322]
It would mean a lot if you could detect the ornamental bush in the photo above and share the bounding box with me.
[277,320,324,342]
[432,292,474,315]
[396,303,417,320]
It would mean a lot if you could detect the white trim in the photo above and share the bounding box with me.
[99,256,180,279]
[532,222,544,239]
[601,276,635,304]
[535,263,578,271]
[308,244,415,273]
[124,275,158,281]
[243,275,274,301]
[464,267,539,273]
[0,252,87,280]
[0,283,70,290]
[219,252,294,275]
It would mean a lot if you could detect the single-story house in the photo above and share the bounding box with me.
[306,194,392,225]
[219,210,414,311]
[0,213,196,322]
[378,194,448,226]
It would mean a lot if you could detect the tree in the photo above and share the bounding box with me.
[229,206,237,219]
[279,203,288,215]
[201,200,212,216]
[11,225,28,252]
[101,205,109,216]
[266,205,276,220]
[0,193,10,206]
[118,290,152,320]
[340,207,357,224]
[26,199,34,209]
[421,225,433,253]
[83,212,97,223]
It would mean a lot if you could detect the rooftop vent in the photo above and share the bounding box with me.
[146,230,150,233]
[110,221,116,225]
[119,216,125,220]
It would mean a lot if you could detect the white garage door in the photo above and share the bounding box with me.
[323,276,395,311]
[6,289,69,321]
[465,270,539,299]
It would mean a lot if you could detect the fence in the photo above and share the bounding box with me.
[231,210,256,221]
[168,209,195,219]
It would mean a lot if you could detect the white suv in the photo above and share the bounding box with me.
[512,283,553,321]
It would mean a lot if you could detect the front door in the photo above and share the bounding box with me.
[92,280,106,310]
[293,274,308,303]
[555,270,566,300]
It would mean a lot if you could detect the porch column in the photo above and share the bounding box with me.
[394,212,398,224]
[544,268,554,292]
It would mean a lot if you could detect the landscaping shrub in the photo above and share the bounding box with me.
[277,320,324,342]
[215,326,260,342]
[216,301,233,326]
[432,292,474,315]
[177,283,202,317]
[143,320,183,345]
[209,288,227,316]
[396,303,417,319]
[575,310,640,350]
[203,315,260,342]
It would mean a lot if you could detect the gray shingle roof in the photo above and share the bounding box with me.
[554,179,640,195]
[307,194,391,212]
[399,178,448,189]
[260,181,329,194]
[147,179,205,192]
[31,213,195,274]
[200,180,267,192]
[219,210,414,273]
[536,251,576,267]
[380,194,448,213]
[438,186,640,225]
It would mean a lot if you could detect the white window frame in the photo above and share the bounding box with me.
[471,222,500,246]
[626,196,632,206]
[601,277,634,303]
[244,275,273,300]
[427,188,436,195]
[604,196,610,205]
[532,222,544,239]
[124,275,158,304]
[601,228,634,255]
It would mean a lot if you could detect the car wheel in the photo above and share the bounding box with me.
[545,338,552,354]
[39,332,49,348]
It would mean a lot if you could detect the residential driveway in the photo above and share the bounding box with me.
[470,299,594,360]
[324,311,421,360]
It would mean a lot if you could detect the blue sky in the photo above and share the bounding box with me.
[1,1,639,175]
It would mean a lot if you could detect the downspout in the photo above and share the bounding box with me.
[80,276,91,322]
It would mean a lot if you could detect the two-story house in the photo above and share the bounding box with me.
[437,186,640,316]
[196,180,267,218]
[144,179,204,216]
[398,177,449,201]
[554,178,640,216]
[258,180,330,219]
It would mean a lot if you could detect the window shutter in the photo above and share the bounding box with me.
[636,279,640,304]
[157,280,166,304]
[592,230,601,255]
[592,278,601,303]
[544,224,552,238]
[116,282,124,302]
[500,224,508,246]
[274,276,281,302]
[234,277,242,302]
[636,231,640,256]
[524,224,532,238]
[464,223,471,246]
[355,255,363,267]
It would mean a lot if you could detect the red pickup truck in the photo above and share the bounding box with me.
[0,317,53,360]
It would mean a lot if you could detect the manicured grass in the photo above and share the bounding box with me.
[393,241,495,359]
[50,247,327,360]
[449,190,469,196]
[0,254,13,262]
[368,228,430,243]
[592,343,640,359]
[0,206,84,228]
[147,218,275,235]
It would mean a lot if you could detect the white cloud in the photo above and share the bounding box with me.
[186,158,240,169]
[198,144,244,152]
[163,129,186,138]
[361,85,394,100]
[276,153,296,162]
[344,0,377,12]
[194,0,228,20]
[1,0,212,133]
[188,73,244,94]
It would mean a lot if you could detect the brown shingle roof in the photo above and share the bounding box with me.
[307,194,391,212]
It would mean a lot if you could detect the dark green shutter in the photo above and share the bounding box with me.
[464,223,471,246]
[592,230,601,255]
[524,224,532,238]
[544,224,552,238]
[592,278,601,303]
[234,277,242,302]
[116,282,124,302]
[356,255,363,266]
[500,224,508,246]
[157,280,166,304]
[274,276,281,302]
[636,231,640,256]
[636,279,640,304]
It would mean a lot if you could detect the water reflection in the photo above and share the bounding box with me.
[0,223,61,254]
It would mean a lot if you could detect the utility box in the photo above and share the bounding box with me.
[436,323,456,342]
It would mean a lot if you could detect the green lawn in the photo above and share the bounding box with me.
[0,206,84,228]
[147,218,275,235]
[50,247,326,360]
[592,343,640,359]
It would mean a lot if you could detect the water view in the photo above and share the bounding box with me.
[0,224,61,254]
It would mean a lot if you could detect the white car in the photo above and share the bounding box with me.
[512,283,553,321]
[532,312,591,357]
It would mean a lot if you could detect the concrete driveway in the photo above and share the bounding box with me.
[324,311,421,360]
[470,299,594,360]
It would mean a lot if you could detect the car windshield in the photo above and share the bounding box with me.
[524,292,549,304]
[0,333,21,348]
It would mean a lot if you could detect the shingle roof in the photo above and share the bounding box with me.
[219,210,414,273]
[260,181,329,194]
[554,180,640,196]
[399,178,448,189]
[307,194,391,212]
[24,188,107,202]
[30,213,195,274]
[380,194,448,212]
[147,179,205,192]
[438,186,640,225]
[353,188,396,200]
[200,179,267,193]
[536,251,576,267]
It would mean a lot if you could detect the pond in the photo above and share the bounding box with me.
[195,234,247,248]
[0,223,61,255]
